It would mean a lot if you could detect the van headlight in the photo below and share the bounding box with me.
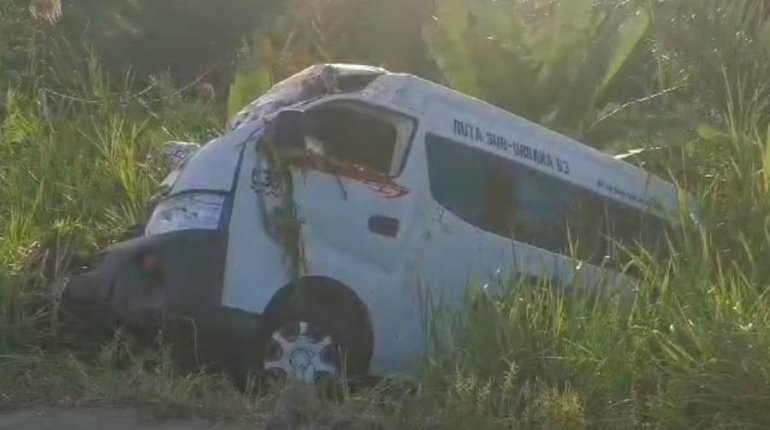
[144,193,226,237]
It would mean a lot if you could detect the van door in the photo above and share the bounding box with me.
[268,99,423,374]
[281,99,416,272]
[416,133,562,314]
[418,133,513,310]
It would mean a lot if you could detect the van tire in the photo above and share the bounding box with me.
[240,279,373,392]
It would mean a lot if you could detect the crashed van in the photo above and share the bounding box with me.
[63,64,690,386]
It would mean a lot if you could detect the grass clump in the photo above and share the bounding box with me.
[422,266,770,428]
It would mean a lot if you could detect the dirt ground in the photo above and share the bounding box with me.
[0,407,250,430]
[0,384,391,430]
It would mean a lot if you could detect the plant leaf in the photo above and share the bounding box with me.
[598,9,651,100]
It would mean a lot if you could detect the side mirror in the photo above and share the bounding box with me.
[271,109,306,151]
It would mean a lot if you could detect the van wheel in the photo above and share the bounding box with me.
[250,290,371,390]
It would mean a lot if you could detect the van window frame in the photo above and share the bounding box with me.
[424,132,674,266]
[299,95,418,178]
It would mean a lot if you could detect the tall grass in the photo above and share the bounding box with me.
[0,57,221,346]
[5,1,770,429]
[419,247,770,428]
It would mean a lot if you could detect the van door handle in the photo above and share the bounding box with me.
[368,215,400,238]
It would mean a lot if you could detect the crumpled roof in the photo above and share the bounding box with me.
[226,64,387,132]
[154,64,386,177]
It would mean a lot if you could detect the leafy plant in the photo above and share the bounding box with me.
[424,0,656,145]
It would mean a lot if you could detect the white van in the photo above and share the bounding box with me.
[63,64,689,387]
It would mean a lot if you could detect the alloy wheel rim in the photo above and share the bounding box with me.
[263,321,339,383]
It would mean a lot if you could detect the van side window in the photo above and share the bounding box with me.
[519,172,599,261]
[425,134,669,265]
[600,199,670,263]
[425,136,489,226]
[304,103,399,175]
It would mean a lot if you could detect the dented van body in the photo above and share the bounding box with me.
[63,64,691,386]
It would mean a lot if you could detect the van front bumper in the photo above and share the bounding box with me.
[62,230,262,374]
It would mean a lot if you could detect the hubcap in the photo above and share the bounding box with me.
[263,321,339,383]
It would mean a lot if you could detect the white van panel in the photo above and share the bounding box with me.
[415,99,641,303]
[299,229,424,377]
[432,97,680,220]
[221,137,291,314]
[287,161,426,376]
[172,122,262,194]
[441,108,643,213]
[223,151,426,376]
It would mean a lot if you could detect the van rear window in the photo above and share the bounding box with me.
[425,134,670,265]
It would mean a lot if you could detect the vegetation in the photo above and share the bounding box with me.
[5,0,770,428]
